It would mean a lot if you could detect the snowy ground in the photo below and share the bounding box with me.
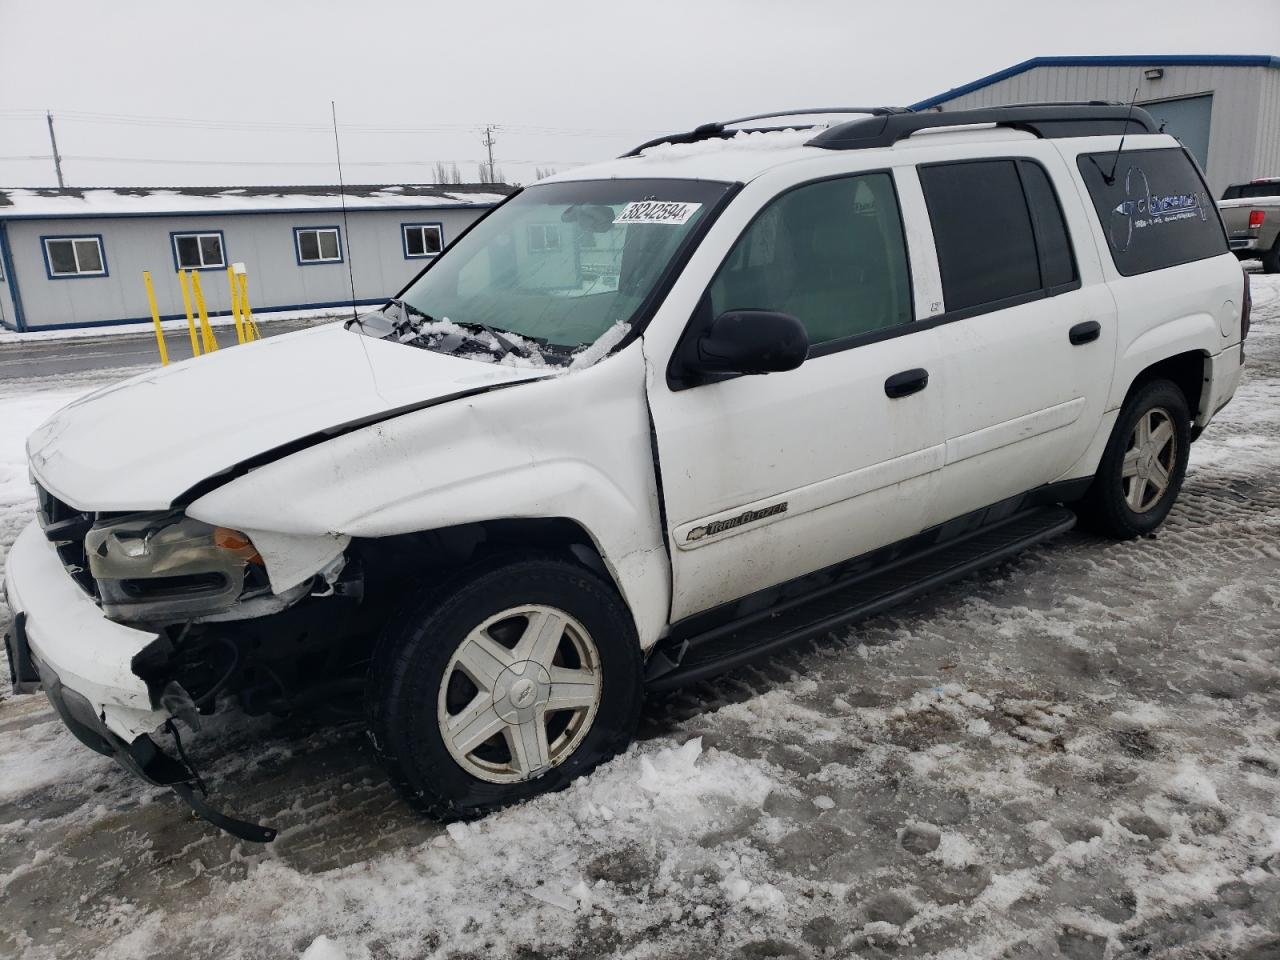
[1,277,1279,960]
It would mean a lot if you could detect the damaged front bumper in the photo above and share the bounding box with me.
[3,520,276,842]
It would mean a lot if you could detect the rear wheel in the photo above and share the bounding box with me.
[368,557,643,819]
[1078,379,1191,540]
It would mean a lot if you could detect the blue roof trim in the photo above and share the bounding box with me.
[910,55,1280,110]
[0,201,499,223]
[15,296,387,333]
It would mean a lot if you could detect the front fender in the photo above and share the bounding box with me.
[186,346,671,647]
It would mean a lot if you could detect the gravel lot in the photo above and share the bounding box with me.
[1,275,1278,960]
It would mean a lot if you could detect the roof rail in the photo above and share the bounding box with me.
[807,103,1159,151]
[620,107,910,158]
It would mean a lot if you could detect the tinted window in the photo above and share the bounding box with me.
[1077,148,1226,276]
[1222,182,1280,201]
[1020,161,1077,288]
[708,173,913,347]
[919,160,1041,312]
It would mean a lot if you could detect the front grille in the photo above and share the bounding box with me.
[34,483,98,598]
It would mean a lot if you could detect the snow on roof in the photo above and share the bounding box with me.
[541,127,831,186]
[0,183,514,219]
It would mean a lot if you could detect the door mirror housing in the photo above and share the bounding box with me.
[695,310,809,377]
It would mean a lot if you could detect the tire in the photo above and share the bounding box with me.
[1262,239,1280,275]
[1077,378,1191,540]
[367,555,644,820]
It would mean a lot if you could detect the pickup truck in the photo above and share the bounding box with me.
[1219,177,1280,272]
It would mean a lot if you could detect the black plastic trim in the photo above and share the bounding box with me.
[807,104,1158,151]
[621,107,906,157]
[4,612,40,693]
[647,501,1078,690]
[660,480,1088,650]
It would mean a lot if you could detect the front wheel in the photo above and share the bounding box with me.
[1078,378,1191,539]
[368,557,643,820]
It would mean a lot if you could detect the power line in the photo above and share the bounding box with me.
[0,107,661,138]
[0,154,595,168]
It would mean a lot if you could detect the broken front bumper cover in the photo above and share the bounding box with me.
[3,520,276,842]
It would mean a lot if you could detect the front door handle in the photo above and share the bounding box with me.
[885,368,929,399]
[1069,321,1101,345]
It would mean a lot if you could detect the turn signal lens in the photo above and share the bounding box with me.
[214,527,263,564]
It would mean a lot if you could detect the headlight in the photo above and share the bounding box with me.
[86,512,265,624]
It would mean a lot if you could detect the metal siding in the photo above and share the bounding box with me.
[1254,69,1280,179]
[934,64,1271,195]
[7,207,489,329]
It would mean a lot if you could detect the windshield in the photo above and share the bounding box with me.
[356,178,732,365]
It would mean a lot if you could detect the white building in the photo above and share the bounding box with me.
[0,183,511,331]
[912,55,1280,196]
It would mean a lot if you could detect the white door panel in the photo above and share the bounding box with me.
[931,284,1116,523]
[648,329,948,620]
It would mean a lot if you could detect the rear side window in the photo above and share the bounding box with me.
[708,172,913,349]
[1077,148,1226,276]
[919,159,1077,315]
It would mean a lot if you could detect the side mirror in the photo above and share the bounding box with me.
[696,310,809,376]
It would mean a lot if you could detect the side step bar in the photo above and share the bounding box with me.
[646,505,1076,691]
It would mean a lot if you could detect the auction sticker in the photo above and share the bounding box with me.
[614,200,702,225]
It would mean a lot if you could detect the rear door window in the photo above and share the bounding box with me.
[1076,147,1226,276]
[1019,161,1077,289]
[919,160,1043,313]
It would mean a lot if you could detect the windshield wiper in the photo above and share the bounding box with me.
[386,298,538,361]
[386,297,435,327]
[451,319,536,360]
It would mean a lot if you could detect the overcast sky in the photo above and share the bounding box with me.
[2,0,1278,189]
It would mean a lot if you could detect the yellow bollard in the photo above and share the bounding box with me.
[190,271,218,352]
[142,271,170,366]
[226,266,245,344]
[177,269,201,357]
[237,272,260,341]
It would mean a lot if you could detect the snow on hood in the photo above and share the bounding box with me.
[25,323,545,512]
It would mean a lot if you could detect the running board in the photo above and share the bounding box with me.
[646,505,1076,691]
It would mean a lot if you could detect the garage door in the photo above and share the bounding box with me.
[1140,94,1213,170]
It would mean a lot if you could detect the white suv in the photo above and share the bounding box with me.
[3,104,1248,840]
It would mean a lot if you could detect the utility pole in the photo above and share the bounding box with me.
[480,125,497,183]
[46,110,65,188]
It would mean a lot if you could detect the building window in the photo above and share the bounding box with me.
[172,231,226,270]
[527,224,562,253]
[43,236,107,278]
[402,223,443,259]
[295,227,343,264]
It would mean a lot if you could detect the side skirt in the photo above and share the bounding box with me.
[645,486,1084,691]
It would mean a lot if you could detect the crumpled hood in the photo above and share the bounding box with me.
[27,322,544,511]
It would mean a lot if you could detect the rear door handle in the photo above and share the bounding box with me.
[1069,321,1101,345]
[885,368,929,399]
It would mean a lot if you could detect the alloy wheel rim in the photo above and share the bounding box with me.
[437,604,602,784]
[1121,406,1177,513]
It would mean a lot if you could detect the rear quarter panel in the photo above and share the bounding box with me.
[1054,136,1243,415]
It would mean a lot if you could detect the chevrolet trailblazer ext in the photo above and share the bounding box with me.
[4,104,1247,839]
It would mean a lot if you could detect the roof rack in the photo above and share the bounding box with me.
[807,103,1159,151]
[620,107,910,158]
